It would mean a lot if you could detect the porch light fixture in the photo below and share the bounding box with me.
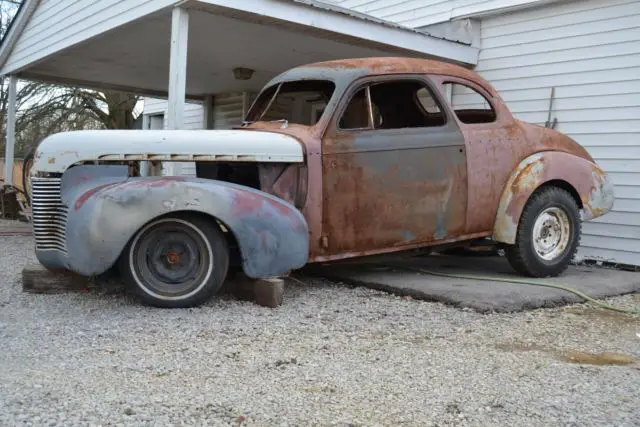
[233,67,254,81]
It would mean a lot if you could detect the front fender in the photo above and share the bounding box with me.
[493,152,615,244]
[58,166,309,278]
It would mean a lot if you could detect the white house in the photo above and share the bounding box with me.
[141,0,640,267]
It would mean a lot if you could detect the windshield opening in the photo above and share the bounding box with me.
[245,80,335,126]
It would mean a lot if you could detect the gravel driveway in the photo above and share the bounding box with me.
[1,235,638,426]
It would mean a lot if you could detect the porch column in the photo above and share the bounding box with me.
[3,75,17,185]
[203,95,214,130]
[139,114,150,176]
[166,6,189,176]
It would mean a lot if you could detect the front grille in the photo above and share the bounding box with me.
[31,177,68,254]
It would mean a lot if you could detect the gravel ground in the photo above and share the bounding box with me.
[1,235,639,427]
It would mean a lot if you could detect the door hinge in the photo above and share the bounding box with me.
[320,235,329,249]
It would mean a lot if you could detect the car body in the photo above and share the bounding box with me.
[30,57,615,307]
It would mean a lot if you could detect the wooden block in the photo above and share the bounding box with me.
[22,263,94,294]
[230,274,285,308]
[253,279,285,308]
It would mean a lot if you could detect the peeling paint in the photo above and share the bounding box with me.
[30,57,616,277]
[494,152,615,244]
[37,169,309,279]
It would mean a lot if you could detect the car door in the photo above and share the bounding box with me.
[431,76,529,235]
[320,75,469,256]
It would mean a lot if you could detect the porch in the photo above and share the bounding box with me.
[0,0,479,183]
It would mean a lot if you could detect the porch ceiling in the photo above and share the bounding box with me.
[8,1,478,99]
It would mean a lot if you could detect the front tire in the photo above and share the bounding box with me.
[120,214,229,308]
[506,187,581,278]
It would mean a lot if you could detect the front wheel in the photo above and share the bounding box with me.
[119,214,229,308]
[505,187,581,278]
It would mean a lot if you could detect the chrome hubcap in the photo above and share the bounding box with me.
[533,207,571,261]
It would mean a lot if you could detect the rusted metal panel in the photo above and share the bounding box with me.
[316,75,468,257]
[258,163,308,208]
[239,123,325,258]
[428,74,602,237]
[320,142,468,255]
[249,58,613,261]
[493,151,615,244]
[31,57,618,276]
[34,165,309,279]
[264,57,496,97]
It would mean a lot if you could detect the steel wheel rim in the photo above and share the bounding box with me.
[532,207,571,261]
[130,219,214,301]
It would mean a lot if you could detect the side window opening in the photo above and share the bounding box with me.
[442,82,497,124]
[339,88,370,130]
[338,80,446,131]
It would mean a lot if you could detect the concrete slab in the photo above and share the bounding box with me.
[308,255,640,313]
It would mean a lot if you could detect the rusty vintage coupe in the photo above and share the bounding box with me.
[30,58,615,307]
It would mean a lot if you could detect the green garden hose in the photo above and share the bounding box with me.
[383,264,640,316]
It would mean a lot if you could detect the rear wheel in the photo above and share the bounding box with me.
[120,214,229,308]
[22,146,36,205]
[506,186,581,278]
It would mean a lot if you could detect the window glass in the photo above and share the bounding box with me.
[245,80,335,126]
[368,81,446,129]
[442,82,496,124]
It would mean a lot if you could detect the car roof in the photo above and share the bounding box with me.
[268,57,497,97]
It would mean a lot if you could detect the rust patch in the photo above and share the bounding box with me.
[319,132,468,255]
[231,192,265,217]
[303,57,499,97]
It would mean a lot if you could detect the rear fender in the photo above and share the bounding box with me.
[59,165,309,278]
[493,152,615,244]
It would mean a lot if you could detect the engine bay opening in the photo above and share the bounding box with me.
[195,162,261,190]
[196,161,308,209]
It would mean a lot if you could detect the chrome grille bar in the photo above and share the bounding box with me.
[31,177,68,254]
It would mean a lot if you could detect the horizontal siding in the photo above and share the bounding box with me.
[3,0,174,74]
[142,98,205,177]
[142,97,168,115]
[319,0,556,27]
[213,92,247,130]
[477,0,640,265]
[143,93,252,177]
[141,98,205,130]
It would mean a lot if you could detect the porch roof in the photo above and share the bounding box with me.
[0,0,479,98]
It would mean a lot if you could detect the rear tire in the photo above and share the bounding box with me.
[119,214,229,308]
[22,146,36,205]
[505,186,581,278]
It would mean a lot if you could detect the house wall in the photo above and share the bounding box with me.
[2,0,176,74]
[321,0,559,28]
[475,0,640,265]
[142,98,204,176]
[142,92,250,176]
